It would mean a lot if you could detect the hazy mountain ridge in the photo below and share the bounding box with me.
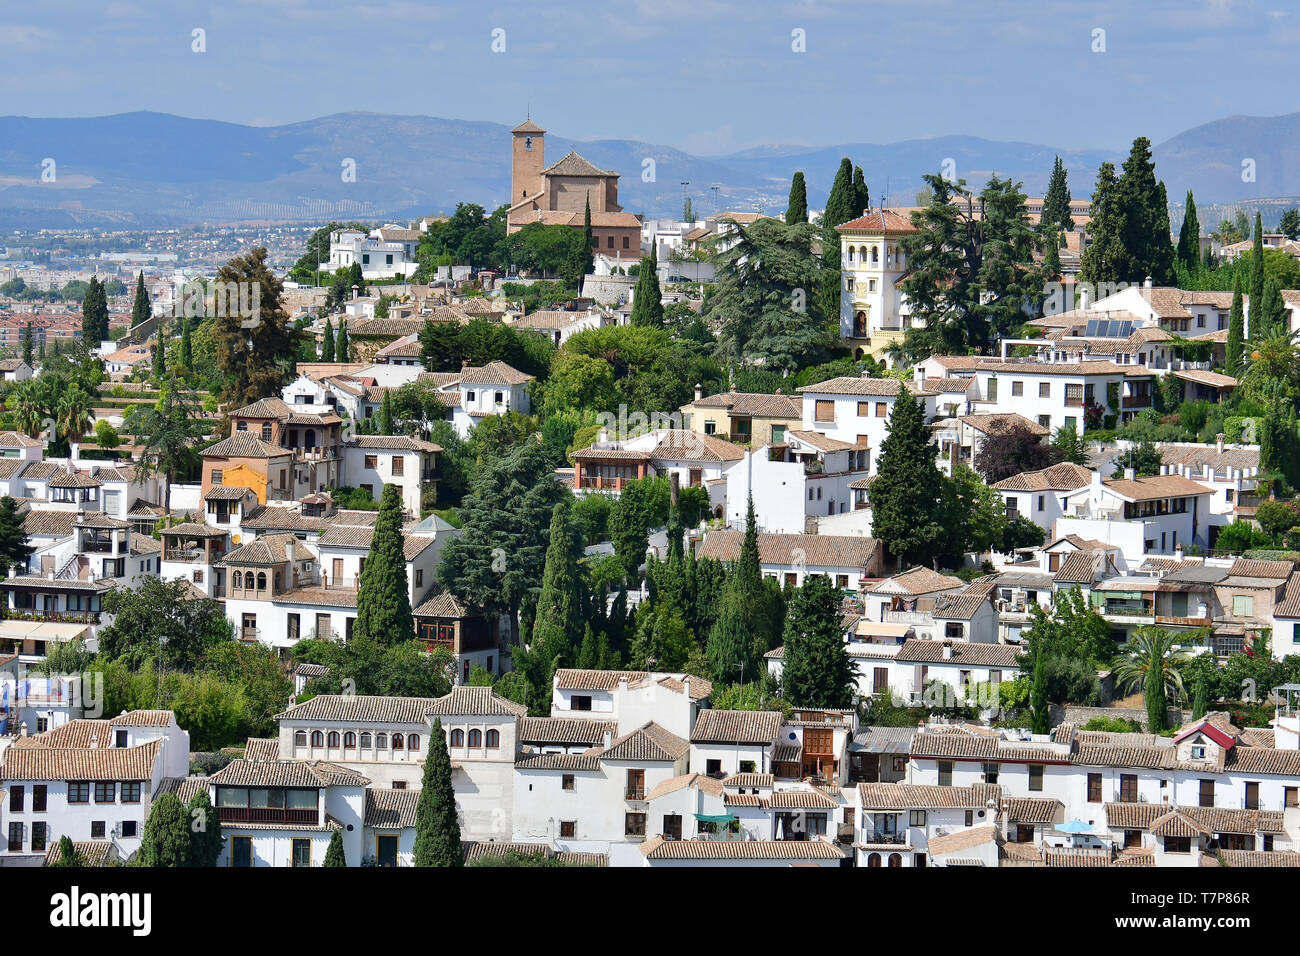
[0,110,1296,229]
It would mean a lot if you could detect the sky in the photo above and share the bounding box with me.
[1,0,1298,154]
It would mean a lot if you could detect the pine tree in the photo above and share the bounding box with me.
[852,165,869,217]
[140,792,192,867]
[1115,137,1175,284]
[187,788,224,866]
[336,318,349,361]
[531,498,582,665]
[780,575,856,708]
[785,171,808,224]
[353,484,413,645]
[413,717,463,866]
[1227,271,1245,374]
[630,257,663,327]
[1030,651,1050,734]
[131,271,151,328]
[869,386,947,568]
[212,247,302,408]
[323,828,347,867]
[1177,190,1201,274]
[321,317,335,362]
[1249,212,1266,317]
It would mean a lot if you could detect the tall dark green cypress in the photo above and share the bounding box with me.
[1040,156,1073,233]
[869,387,947,569]
[1081,162,1123,283]
[140,792,192,867]
[630,256,664,327]
[786,171,809,224]
[336,319,349,361]
[131,271,151,328]
[413,718,462,867]
[1249,212,1266,329]
[82,276,108,343]
[353,484,413,645]
[531,498,582,664]
[852,165,869,217]
[180,317,193,371]
[187,788,224,867]
[1177,190,1201,274]
[324,828,347,866]
[780,574,856,708]
[1115,137,1174,284]
[21,322,32,366]
[1030,652,1050,734]
[1227,271,1245,374]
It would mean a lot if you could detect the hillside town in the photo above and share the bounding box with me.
[5,108,1300,880]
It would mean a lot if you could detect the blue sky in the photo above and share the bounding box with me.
[1,0,1296,154]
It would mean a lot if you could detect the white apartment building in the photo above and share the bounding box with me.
[794,376,937,475]
[326,225,422,280]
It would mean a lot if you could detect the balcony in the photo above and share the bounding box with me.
[1123,394,1153,410]
[240,627,260,642]
[216,807,318,825]
[883,610,932,625]
[625,788,646,801]
[859,830,907,845]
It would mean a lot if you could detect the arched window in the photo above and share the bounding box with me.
[847,247,855,264]
[468,729,482,747]
[327,732,340,748]
[359,732,372,749]
[888,853,902,868]
[261,423,272,442]
[485,729,500,749]
[310,731,324,747]
[232,571,243,588]
[304,428,316,449]
[375,733,388,749]
[408,735,420,752]
[294,731,306,748]
[867,853,881,867]
[392,733,404,751]
[871,245,879,263]
[450,729,465,747]
[343,732,356,748]
[256,572,267,591]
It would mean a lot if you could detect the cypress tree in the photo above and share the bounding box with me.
[1040,156,1073,234]
[353,484,413,645]
[180,317,193,371]
[154,318,167,379]
[336,318,349,361]
[82,276,109,343]
[1145,652,1167,732]
[321,317,335,362]
[869,386,947,569]
[1258,279,1286,340]
[48,835,84,867]
[852,165,869,217]
[1042,233,1061,278]
[1249,212,1265,316]
[785,171,808,224]
[576,624,599,669]
[323,828,347,867]
[413,717,463,867]
[1177,190,1201,273]
[1030,652,1050,734]
[1192,674,1208,721]
[131,270,151,327]
[822,158,855,238]
[187,788,224,867]
[140,792,192,867]
[583,193,594,252]
[705,580,755,683]
[1227,271,1245,374]
[379,390,395,435]
[780,574,856,708]
[531,498,582,665]
[630,257,664,327]
[21,322,32,366]
[1080,162,1123,283]
[1114,137,1174,284]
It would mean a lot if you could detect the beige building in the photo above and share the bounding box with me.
[505,118,641,256]
[678,388,803,447]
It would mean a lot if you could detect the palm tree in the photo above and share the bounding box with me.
[1111,627,1191,728]
[7,380,45,437]
[56,384,96,450]
[125,378,207,515]
[1241,328,1300,393]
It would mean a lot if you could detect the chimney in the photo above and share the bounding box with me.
[1123,467,1135,481]
[19,721,28,737]
[694,383,702,402]
[1143,276,1153,289]
[683,675,691,700]
[1079,286,1091,311]
[942,641,953,660]
[1174,545,1184,562]
[1216,433,1225,454]
[603,730,613,749]
[351,284,360,300]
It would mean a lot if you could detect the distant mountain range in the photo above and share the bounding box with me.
[1,110,1298,230]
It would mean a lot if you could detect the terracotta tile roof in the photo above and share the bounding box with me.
[1159,444,1259,472]
[785,429,860,452]
[1,739,160,781]
[930,591,991,621]
[515,753,603,771]
[155,775,210,804]
[230,397,291,419]
[1004,797,1062,824]
[1217,850,1300,867]
[723,772,774,789]
[866,565,964,595]
[633,674,713,701]
[1150,809,1212,839]
[413,591,473,618]
[219,532,312,566]
[895,639,1023,668]
[596,721,690,762]
[687,391,802,418]
[427,685,528,718]
[1044,848,1114,867]
[1173,368,1238,389]
[690,709,782,744]
[858,783,1005,809]
[345,434,440,452]
[835,209,918,234]
[347,318,425,339]
[109,709,174,727]
[20,509,77,537]
[796,376,913,396]
[45,841,117,866]
[517,717,617,746]
[276,694,441,724]
[457,360,534,386]
[13,718,112,749]
[48,471,102,489]
[1227,558,1292,581]
[768,788,840,810]
[203,433,287,459]
[928,824,998,856]
[1102,474,1214,501]
[1054,550,1100,584]
[957,413,1050,437]
[365,787,420,828]
[541,150,618,178]
[650,430,745,463]
[208,758,370,788]
[639,836,844,860]
[993,462,1095,492]
[696,530,879,570]
[204,485,252,501]
[554,669,649,691]
[243,738,281,761]
[645,772,726,801]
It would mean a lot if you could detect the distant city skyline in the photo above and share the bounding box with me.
[2,0,1297,155]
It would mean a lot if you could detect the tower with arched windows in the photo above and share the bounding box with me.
[835,209,920,366]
